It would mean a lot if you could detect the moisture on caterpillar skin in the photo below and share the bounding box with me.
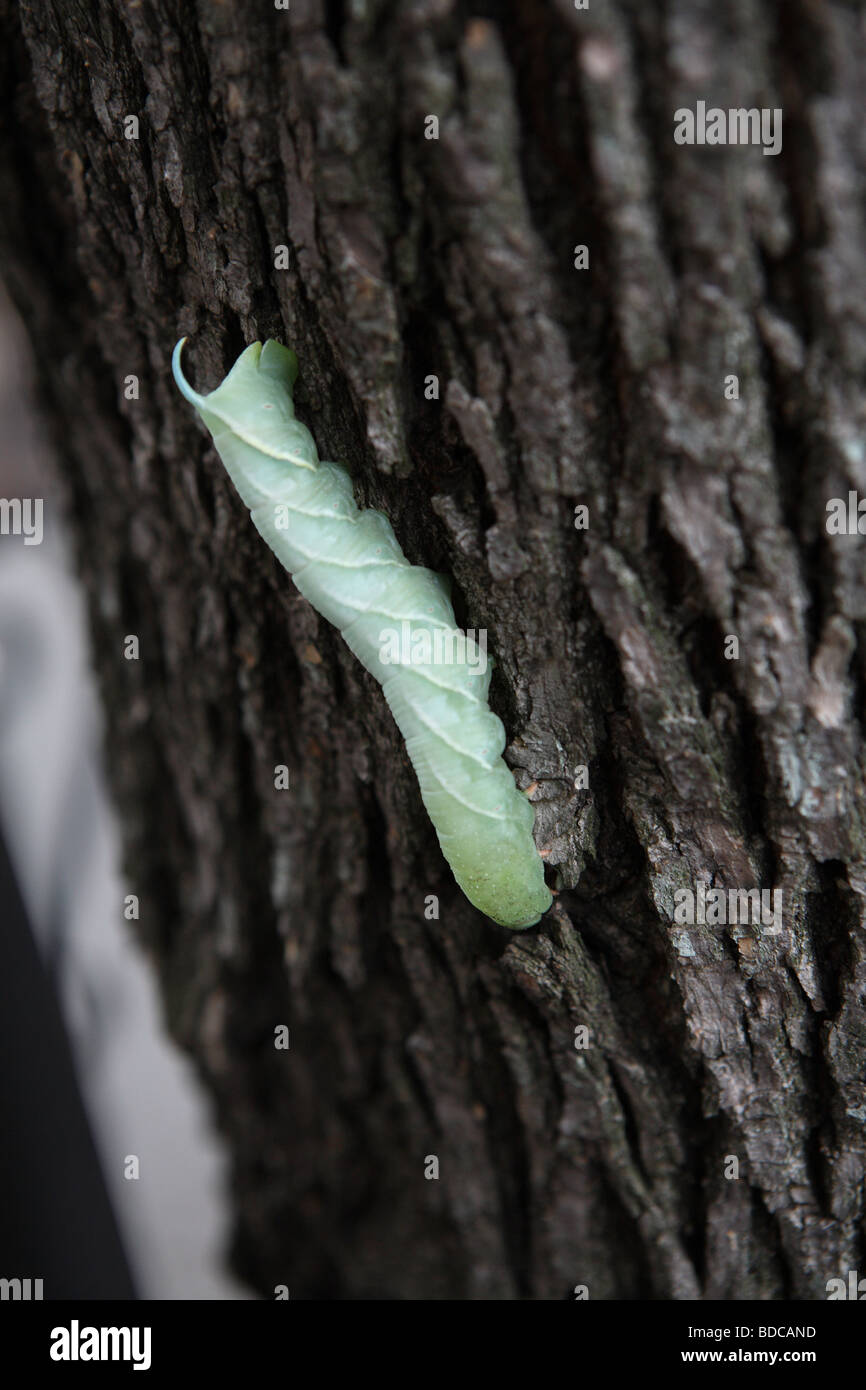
[172,336,553,929]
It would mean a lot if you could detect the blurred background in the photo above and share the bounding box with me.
[0,286,246,1299]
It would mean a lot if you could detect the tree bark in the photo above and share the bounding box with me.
[2,0,865,1299]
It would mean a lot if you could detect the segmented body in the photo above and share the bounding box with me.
[172,338,551,928]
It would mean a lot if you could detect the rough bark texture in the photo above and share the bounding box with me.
[1,0,865,1300]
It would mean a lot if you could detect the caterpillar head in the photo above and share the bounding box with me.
[172,338,318,507]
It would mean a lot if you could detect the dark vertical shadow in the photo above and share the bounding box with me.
[0,826,136,1298]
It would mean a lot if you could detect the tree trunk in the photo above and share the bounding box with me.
[2,0,865,1300]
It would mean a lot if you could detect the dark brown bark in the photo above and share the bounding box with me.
[1,0,865,1299]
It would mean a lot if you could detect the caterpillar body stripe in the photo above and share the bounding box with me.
[172,337,552,929]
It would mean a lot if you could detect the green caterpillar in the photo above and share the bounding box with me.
[172,337,552,929]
